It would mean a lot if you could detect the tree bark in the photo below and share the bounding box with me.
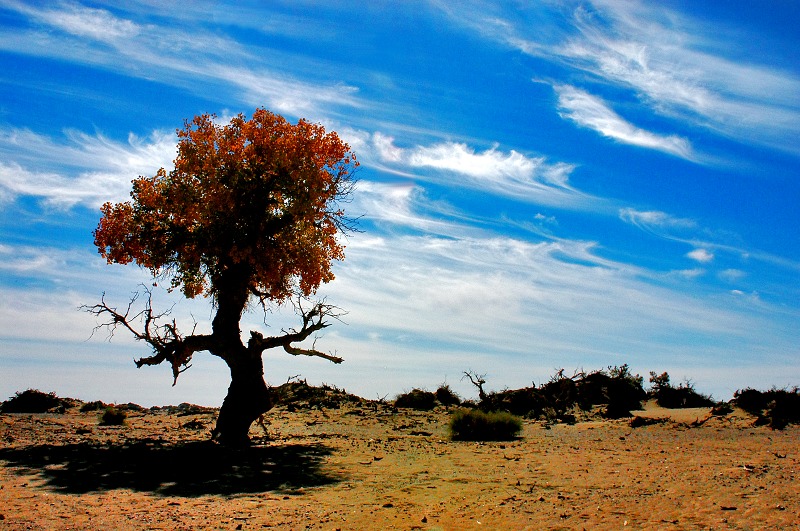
[212,352,274,446]
[208,265,276,446]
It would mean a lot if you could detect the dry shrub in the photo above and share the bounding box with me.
[435,384,461,407]
[99,406,127,426]
[394,389,437,410]
[734,387,800,429]
[80,400,107,412]
[648,372,714,408]
[449,409,522,441]
[1,389,68,413]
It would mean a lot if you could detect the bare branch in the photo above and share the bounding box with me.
[247,298,345,364]
[283,344,343,364]
[83,285,213,384]
[462,370,488,401]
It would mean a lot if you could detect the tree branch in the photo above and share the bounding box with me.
[283,343,343,364]
[83,286,213,384]
[247,299,345,364]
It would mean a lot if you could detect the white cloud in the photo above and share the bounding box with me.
[668,268,705,280]
[555,85,693,158]
[0,2,364,120]
[0,127,176,208]
[440,0,800,153]
[687,248,714,263]
[361,133,590,208]
[33,3,141,42]
[534,213,557,225]
[207,64,362,117]
[408,142,537,180]
[618,207,696,231]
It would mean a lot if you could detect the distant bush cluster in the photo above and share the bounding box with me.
[393,385,462,411]
[394,389,438,410]
[0,389,74,413]
[734,387,800,429]
[471,365,647,422]
[648,372,715,408]
[3,371,799,435]
[272,379,365,411]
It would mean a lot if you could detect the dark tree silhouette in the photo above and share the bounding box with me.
[87,109,357,445]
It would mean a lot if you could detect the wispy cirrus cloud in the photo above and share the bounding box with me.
[355,132,592,209]
[555,85,694,159]
[0,2,362,118]
[618,207,697,232]
[29,2,141,42]
[439,0,800,154]
[620,207,800,286]
[0,127,176,208]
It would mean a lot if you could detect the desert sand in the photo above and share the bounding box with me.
[1,398,798,530]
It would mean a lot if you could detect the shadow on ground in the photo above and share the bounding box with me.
[0,439,340,496]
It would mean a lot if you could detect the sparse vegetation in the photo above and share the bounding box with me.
[733,387,800,429]
[648,372,715,408]
[80,400,107,412]
[394,389,437,411]
[471,365,647,421]
[0,389,71,413]
[448,409,522,441]
[2,367,797,434]
[272,379,364,410]
[99,406,127,426]
[435,384,461,407]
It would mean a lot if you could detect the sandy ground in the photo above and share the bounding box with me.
[1,401,798,530]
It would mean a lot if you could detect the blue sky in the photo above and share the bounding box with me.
[1,1,798,406]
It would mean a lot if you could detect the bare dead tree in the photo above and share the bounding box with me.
[462,370,488,402]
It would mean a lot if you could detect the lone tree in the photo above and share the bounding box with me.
[88,109,358,445]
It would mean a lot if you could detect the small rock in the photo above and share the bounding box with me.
[421,516,427,523]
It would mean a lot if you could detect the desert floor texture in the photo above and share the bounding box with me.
[1,399,798,530]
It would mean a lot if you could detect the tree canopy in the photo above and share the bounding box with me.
[95,109,356,302]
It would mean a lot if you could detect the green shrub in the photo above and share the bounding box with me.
[395,389,437,410]
[448,409,522,441]
[99,406,127,426]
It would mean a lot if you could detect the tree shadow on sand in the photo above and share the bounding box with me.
[0,439,341,497]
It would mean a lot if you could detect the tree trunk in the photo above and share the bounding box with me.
[212,354,275,446]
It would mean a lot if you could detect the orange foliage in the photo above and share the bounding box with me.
[94,109,358,301]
